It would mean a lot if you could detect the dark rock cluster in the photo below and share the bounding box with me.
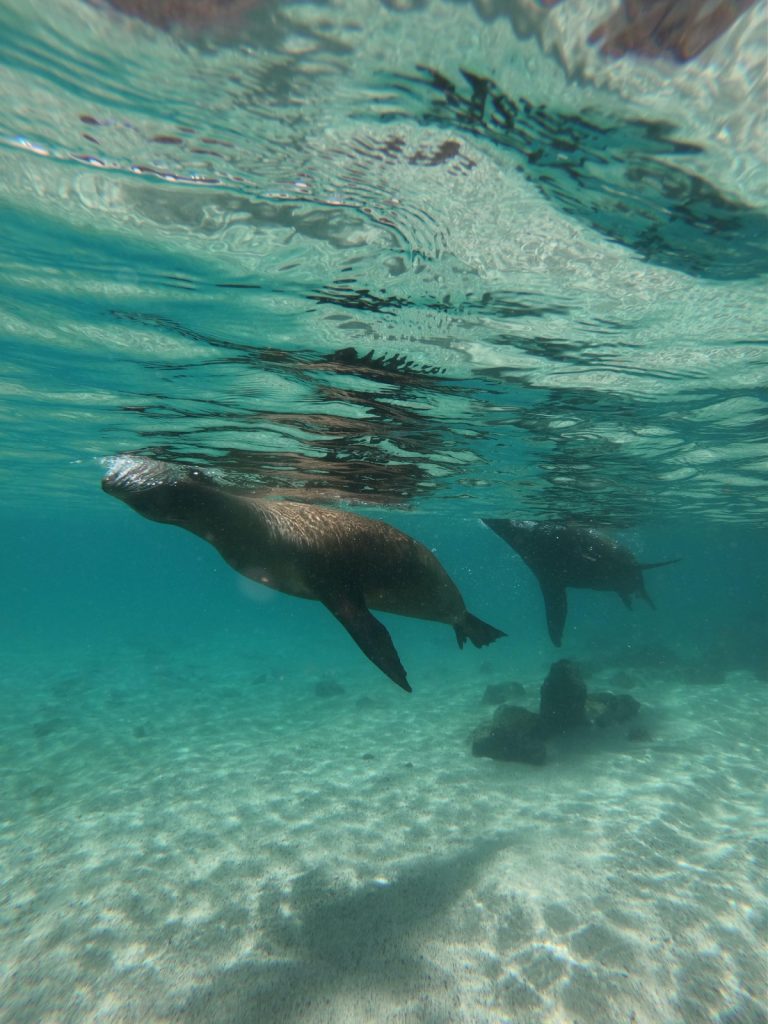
[586,691,642,728]
[539,660,587,736]
[471,705,546,766]
[472,659,642,766]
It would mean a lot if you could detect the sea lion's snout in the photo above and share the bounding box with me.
[102,456,163,495]
[102,456,213,524]
[102,456,194,526]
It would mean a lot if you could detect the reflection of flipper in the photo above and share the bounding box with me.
[321,590,411,692]
[540,579,567,647]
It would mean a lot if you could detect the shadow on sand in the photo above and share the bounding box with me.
[177,835,512,1023]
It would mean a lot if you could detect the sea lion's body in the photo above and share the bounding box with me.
[102,457,505,690]
[483,519,678,646]
[203,498,475,624]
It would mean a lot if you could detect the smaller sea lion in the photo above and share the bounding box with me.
[102,457,506,691]
[483,519,679,646]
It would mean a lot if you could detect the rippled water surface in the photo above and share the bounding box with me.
[1,0,766,520]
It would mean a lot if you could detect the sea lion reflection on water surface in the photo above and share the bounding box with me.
[102,457,505,692]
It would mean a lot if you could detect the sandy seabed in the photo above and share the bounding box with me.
[1,639,766,1024]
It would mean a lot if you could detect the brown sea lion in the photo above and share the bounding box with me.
[102,457,505,691]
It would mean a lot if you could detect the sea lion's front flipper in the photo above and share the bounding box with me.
[540,580,567,647]
[321,591,412,692]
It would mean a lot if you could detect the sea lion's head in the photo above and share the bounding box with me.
[102,456,216,524]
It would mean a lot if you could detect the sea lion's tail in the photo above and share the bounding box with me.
[455,614,506,650]
[636,558,680,609]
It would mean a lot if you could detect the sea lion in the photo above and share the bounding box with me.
[102,457,505,691]
[482,519,679,647]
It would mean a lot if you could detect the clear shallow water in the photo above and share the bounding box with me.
[0,2,767,1023]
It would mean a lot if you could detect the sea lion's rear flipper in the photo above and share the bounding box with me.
[321,591,412,692]
[540,580,567,647]
[454,613,506,650]
[633,558,679,610]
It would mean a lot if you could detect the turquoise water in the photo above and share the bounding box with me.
[1,1,767,1022]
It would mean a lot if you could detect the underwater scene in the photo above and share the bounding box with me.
[1,1,766,1022]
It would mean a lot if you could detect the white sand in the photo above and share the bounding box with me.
[1,642,765,1024]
